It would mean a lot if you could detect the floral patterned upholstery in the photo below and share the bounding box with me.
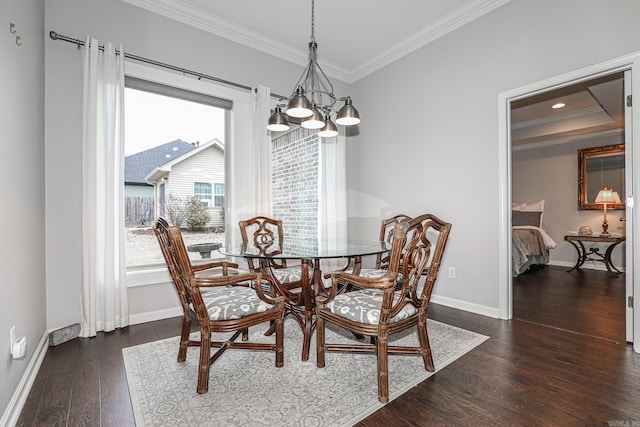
[354,268,387,278]
[271,266,303,284]
[325,288,418,324]
[200,286,275,321]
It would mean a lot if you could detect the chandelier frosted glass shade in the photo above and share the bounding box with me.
[267,106,290,132]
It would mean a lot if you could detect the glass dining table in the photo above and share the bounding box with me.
[220,238,391,361]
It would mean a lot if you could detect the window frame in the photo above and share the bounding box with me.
[214,182,225,207]
[194,181,213,206]
[124,61,252,288]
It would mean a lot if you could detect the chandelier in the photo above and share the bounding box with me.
[267,0,360,137]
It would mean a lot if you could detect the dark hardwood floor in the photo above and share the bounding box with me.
[512,264,626,344]
[18,266,640,426]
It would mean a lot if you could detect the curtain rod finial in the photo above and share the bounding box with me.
[49,31,58,40]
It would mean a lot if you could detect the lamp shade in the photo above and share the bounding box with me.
[267,106,290,132]
[301,106,325,129]
[318,116,338,137]
[595,187,621,204]
[336,96,360,126]
[286,86,313,118]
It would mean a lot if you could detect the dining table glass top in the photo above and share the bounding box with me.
[220,238,390,260]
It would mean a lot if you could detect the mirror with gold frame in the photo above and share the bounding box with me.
[578,143,625,210]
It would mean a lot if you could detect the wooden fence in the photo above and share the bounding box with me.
[125,196,154,227]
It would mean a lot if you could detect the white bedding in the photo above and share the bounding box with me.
[512,225,557,249]
[512,226,557,276]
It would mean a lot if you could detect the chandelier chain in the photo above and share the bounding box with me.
[310,0,315,42]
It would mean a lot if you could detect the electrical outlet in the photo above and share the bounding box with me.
[9,326,16,355]
[448,267,456,279]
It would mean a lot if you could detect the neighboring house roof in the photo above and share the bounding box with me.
[125,139,198,185]
[145,139,225,183]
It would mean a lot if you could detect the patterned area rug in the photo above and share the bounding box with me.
[123,318,488,426]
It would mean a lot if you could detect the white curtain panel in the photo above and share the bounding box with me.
[319,134,348,272]
[80,37,129,338]
[250,85,273,216]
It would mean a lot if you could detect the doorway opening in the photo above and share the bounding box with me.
[510,72,627,343]
[498,55,640,351]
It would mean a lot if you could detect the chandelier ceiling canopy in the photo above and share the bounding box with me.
[267,0,360,137]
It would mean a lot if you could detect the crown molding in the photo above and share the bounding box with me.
[120,0,352,83]
[350,0,512,82]
[121,0,510,84]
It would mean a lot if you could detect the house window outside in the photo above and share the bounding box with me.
[124,78,228,268]
[194,182,212,206]
[214,183,225,207]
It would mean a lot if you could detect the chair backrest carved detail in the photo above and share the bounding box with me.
[377,214,412,270]
[239,216,287,270]
[400,214,452,306]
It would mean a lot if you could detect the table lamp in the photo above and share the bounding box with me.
[594,187,621,237]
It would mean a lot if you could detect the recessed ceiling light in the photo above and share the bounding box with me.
[552,103,566,109]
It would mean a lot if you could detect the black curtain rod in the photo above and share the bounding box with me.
[49,31,287,100]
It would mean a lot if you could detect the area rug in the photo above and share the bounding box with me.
[123,319,488,427]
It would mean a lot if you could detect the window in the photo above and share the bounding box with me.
[194,182,212,206]
[214,183,225,207]
[124,77,229,268]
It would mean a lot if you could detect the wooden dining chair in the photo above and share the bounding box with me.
[155,218,285,394]
[332,214,413,291]
[239,216,305,293]
[155,217,240,362]
[316,213,452,403]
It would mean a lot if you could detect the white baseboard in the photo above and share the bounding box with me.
[129,306,182,326]
[0,307,184,427]
[431,294,500,319]
[0,331,49,427]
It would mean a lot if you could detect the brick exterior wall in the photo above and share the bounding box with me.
[271,127,319,253]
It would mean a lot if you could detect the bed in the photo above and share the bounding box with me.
[512,200,557,276]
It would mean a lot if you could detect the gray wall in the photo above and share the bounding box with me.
[346,0,640,313]
[513,134,626,270]
[1,0,46,419]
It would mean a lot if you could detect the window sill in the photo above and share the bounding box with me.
[126,264,171,288]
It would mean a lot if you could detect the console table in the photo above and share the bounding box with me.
[564,234,625,276]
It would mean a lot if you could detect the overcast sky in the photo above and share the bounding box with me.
[124,88,225,156]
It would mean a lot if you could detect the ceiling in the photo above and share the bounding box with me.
[120,0,624,147]
[511,73,625,150]
[121,0,511,83]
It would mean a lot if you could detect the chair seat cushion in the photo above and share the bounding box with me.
[271,266,303,284]
[325,289,418,324]
[200,286,275,321]
[342,268,402,281]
